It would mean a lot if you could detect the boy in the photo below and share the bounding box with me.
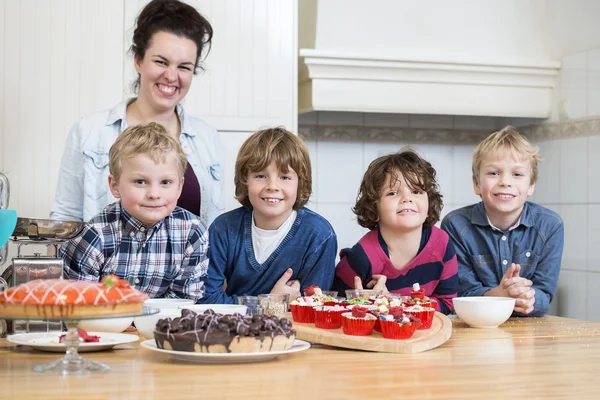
[441,126,564,317]
[60,123,208,301]
[199,127,337,304]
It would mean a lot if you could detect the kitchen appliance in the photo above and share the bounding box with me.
[0,172,84,333]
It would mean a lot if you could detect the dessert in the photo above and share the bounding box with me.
[371,296,403,332]
[154,309,296,353]
[59,329,101,343]
[404,283,438,310]
[313,305,346,329]
[404,305,435,330]
[289,297,319,323]
[379,314,419,340]
[341,306,377,336]
[302,287,338,306]
[0,275,148,318]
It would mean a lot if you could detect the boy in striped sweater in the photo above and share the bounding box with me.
[332,148,458,314]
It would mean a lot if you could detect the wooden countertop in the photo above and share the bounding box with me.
[1,316,600,399]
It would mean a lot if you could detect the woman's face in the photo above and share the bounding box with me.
[134,31,197,113]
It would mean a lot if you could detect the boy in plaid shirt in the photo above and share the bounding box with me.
[60,123,208,301]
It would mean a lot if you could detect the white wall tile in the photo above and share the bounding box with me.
[304,139,318,203]
[316,141,364,203]
[561,52,587,90]
[555,270,587,319]
[453,116,497,131]
[587,205,600,274]
[561,204,587,272]
[586,272,600,322]
[317,111,364,126]
[363,142,407,171]
[451,145,480,205]
[534,139,561,204]
[588,90,600,117]
[587,136,600,202]
[560,89,588,119]
[416,144,454,206]
[559,137,588,204]
[317,203,368,254]
[364,113,409,128]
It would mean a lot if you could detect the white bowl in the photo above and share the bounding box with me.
[178,304,248,315]
[134,309,181,340]
[78,316,133,333]
[142,298,195,309]
[452,296,515,328]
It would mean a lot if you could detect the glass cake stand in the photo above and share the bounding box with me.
[2,306,159,375]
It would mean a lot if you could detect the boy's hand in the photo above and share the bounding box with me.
[353,275,389,294]
[514,292,535,314]
[486,264,535,313]
[270,268,301,299]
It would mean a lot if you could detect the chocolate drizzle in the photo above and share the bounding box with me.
[154,309,295,353]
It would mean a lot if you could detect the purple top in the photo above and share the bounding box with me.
[177,163,201,217]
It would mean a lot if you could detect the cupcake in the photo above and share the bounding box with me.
[371,298,403,332]
[341,306,377,336]
[289,297,320,323]
[404,304,435,330]
[379,314,419,340]
[303,287,339,306]
[314,305,346,329]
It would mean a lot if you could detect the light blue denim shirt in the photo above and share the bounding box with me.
[441,201,564,317]
[50,99,225,228]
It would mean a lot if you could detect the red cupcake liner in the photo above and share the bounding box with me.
[379,319,417,340]
[406,308,435,330]
[323,301,338,306]
[341,314,376,336]
[314,308,345,329]
[290,304,315,323]
[373,318,381,332]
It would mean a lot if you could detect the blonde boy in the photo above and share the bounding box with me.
[441,126,564,316]
[199,127,337,304]
[61,123,208,301]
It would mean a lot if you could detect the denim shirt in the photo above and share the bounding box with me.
[50,99,225,228]
[441,201,564,317]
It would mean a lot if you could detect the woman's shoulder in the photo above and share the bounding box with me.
[67,101,126,147]
[177,105,218,136]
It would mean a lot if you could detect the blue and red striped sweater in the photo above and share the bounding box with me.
[332,226,458,314]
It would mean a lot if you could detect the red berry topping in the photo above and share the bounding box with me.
[304,285,319,296]
[351,306,368,318]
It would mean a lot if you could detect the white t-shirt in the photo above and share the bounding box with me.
[251,211,297,263]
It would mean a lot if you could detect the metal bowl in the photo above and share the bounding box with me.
[12,218,84,240]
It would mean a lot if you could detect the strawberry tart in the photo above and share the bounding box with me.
[0,275,148,319]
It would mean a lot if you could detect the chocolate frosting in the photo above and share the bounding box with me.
[154,309,295,353]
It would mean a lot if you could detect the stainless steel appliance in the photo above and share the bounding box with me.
[0,172,84,333]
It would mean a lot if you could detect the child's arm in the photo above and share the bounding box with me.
[441,218,490,297]
[295,231,338,292]
[59,224,105,281]
[196,222,239,304]
[332,244,373,293]
[165,225,208,303]
[429,240,459,314]
[516,221,564,317]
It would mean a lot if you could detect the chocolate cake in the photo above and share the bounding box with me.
[154,309,296,353]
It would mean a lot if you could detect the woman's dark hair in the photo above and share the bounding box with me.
[130,0,213,92]
[354,147,443,230]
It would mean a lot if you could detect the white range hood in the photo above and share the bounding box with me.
[299,0,561,118]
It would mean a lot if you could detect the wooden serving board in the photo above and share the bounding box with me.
[284,312,452,354]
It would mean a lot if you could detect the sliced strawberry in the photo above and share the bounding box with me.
[59,329,101,343]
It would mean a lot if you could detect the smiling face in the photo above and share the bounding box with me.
[246,161,298,230]
[376,170,429,234]
[134,31,197,113]
[109,153,183,227]
[474,151,535,228]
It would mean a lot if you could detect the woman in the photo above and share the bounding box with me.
[51,0,224,227]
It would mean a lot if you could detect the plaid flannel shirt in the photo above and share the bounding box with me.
[60,202,208,302]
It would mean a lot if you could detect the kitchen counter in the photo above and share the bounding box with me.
[1,316,599,399]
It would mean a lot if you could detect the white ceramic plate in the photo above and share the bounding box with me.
[7,331,139,352]
[140,339,310,364]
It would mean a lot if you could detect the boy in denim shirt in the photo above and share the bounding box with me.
[60,123,208,301]
[441,126,563,316]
